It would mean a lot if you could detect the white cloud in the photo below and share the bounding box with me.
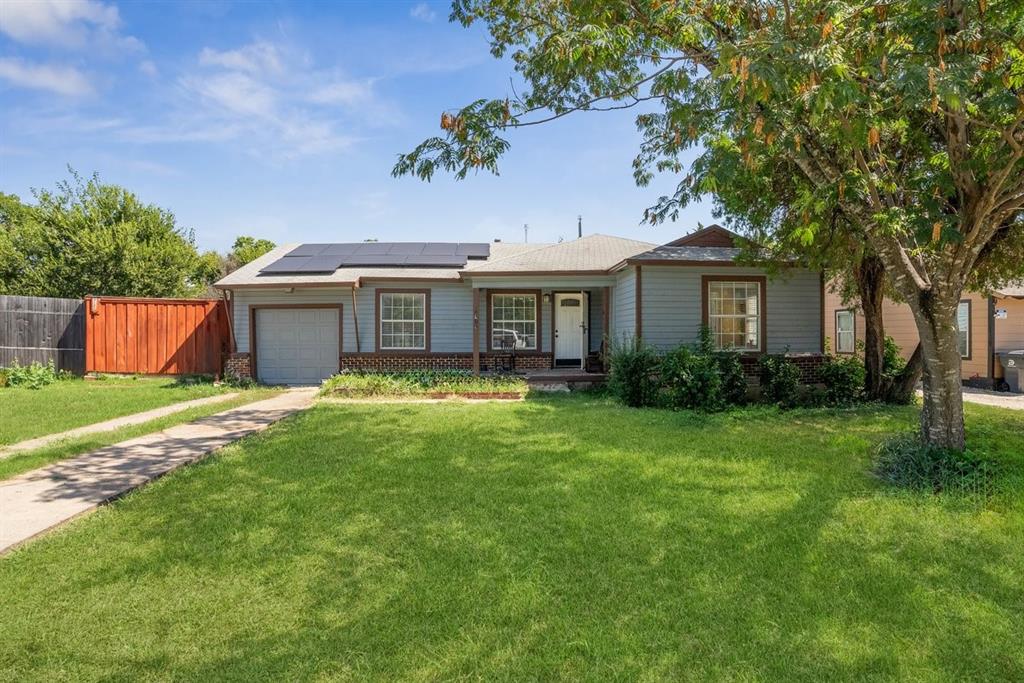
[0,0,143,52]
[183,71,277,118]
[409,2,437,22]
[138,60,157,78]
[198,41,284,76]
[307,78,374,106]
[0,57,93,96]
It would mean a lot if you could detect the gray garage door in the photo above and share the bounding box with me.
[254,308,339,385]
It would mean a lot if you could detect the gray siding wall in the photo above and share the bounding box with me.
[611,268,637,344]
[640,266,822,353]
[233,283,475,354]
[234,283,611,356]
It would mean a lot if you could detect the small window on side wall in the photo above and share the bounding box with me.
[956,300,970,359]
[835,310,855,354]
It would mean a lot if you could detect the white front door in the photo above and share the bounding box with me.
[554,293,587,366]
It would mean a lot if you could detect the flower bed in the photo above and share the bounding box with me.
[320,370,528,399]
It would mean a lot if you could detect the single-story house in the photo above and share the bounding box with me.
[824,281,1024,389]
[214,225,825,385]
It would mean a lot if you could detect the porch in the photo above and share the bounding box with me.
[470,284,611,375]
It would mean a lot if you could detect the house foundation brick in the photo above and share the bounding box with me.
[223,352,251,379]
[339,352,553,373]
[739,353,827,384]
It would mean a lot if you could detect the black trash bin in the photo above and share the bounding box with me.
[997,350,1024,393]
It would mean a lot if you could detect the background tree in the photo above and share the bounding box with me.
[0,171,212,298]
[229,236,276,267]
[394,0,1024,450]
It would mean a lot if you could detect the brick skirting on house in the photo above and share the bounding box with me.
[223,352,251,379]
[739,353,827,383]
[339,352,554,373]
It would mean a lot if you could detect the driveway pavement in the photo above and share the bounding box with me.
[0,388,315,554]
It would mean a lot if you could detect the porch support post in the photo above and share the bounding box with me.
[350,286,361,353]
[602,285,610,370]
[472,287,481,375]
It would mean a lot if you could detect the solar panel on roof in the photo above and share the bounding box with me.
[321,243,361,256]
[298,255,346,272]
[385,243,426,255]
[353,243,391,255]
[259,242,488,274]
[340,253,407,265]
[285,244,330,257]
[259,256,311,273]
[420,243,458,255]
[456,243,490,258]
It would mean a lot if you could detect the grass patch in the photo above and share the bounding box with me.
[0,375,237,446]
[874,433,1001,498]
[320,370,528,398]
[0,388,281,481]
[1,398,1022,680]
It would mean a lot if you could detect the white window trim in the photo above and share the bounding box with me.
[491,293,538,350]
[835,309,856,354]
[379,292,427,351]
[707,280,763,352]
[956,300,970,359]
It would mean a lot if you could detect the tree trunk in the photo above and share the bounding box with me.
[913,302,966,450]
[855,256,887,399]
[884,343,924,404]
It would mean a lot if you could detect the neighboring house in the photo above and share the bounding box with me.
[215,225,825,385]
[824,282,1024,389]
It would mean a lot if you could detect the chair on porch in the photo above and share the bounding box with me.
[495,330,520,374]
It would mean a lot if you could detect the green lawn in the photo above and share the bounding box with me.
[0,387,281,481]
[0,376,236,446]
[1,397,1022,681]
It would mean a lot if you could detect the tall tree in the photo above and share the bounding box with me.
[0,172,210,298]
[229,236,276,267]
[394,0,1024,449]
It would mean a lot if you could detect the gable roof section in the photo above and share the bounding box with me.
[463,234,655,275]
[624,245,744,266]
[665,224,739,248]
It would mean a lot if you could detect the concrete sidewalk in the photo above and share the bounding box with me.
[0,392,240,458]
[0,389,315,555]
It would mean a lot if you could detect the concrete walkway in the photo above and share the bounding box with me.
[960,386,1024,410]
[0,392,240,458]
[0,388,315,554]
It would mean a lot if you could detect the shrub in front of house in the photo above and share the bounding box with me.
[607,337,661,407]
[659,346,726,411]
[319,370,528,398]
[819,354,867,405]
[758,355,801,408]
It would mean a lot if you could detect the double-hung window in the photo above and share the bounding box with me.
[956,300,970,358]
[379,291,427,350]
[706,279,763,351]
[490,293,537,350]
[835,309,856,354]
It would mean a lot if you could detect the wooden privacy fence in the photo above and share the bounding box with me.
[85,296,230,376]
[0,295,86,375]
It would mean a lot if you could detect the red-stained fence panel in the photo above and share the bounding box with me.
[85,296,229,376]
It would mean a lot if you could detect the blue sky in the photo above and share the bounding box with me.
[0,0,715,252]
